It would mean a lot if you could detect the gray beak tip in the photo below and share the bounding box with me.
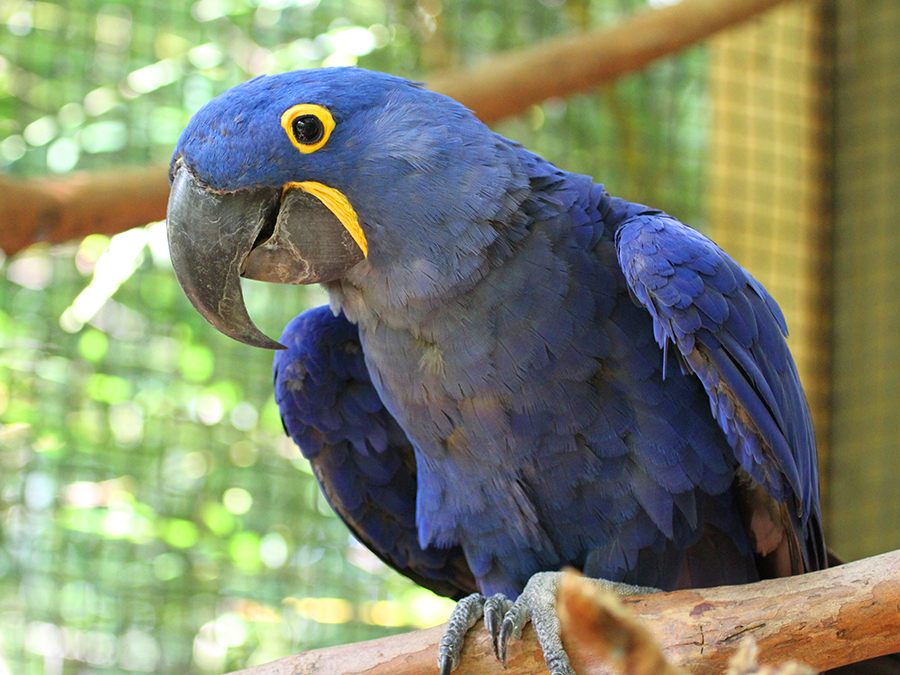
[166,168,283,350]
[166,169,362,351]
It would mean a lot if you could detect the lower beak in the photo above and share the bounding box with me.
[166,167,365,349]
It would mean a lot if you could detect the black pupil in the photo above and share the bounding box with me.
[292,114,324,145]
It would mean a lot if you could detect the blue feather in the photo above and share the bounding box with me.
[176,67,825,599]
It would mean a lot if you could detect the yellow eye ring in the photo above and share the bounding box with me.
[281,104,335,154]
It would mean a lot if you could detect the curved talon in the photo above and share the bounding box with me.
[484,604,500,658]
[484,594,513,658]
[497,609,521,666]
[498,619,511,665]
[499,573,571,675]
[437,592,485,673]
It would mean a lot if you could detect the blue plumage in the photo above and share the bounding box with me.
[175,67,825,603]
[274,307,476,598]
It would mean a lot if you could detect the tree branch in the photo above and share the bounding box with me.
[224,549,900,675]
[0,0,794,256]
[427,0,793,122]
[0,167,170,256]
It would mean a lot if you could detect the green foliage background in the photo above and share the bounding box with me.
[0,1,707,673]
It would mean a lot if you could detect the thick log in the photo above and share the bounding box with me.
[0,0,794,256]
[225,549,900,675]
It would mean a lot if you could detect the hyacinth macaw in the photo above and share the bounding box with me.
[166,67,826,675]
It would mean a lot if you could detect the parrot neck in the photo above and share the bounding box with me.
[322,151,616,408]
[327,145,629,334]
[331,137,550,319]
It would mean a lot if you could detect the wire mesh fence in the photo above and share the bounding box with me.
[3,228,443,675]
[828,0,900,559]
[1,0,716,673]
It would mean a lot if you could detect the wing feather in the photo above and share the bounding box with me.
[615,212,826,573]
[274,306,477,599]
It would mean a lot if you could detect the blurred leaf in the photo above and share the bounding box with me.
[223,487,252,515]
[86,372,132,404]
[78,328,109,362]
[230,531,262,573]
[180,343,215,382]
[166,518,201,548]
[201,500,236,537]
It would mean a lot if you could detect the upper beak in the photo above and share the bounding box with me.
[166,166,365,350]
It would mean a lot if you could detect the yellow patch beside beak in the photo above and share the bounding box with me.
[283,182,368,258]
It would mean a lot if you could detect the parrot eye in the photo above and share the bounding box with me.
[292,115,324,145]
[281,104,335,154]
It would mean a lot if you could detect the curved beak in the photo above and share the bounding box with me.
[166,166,365,350]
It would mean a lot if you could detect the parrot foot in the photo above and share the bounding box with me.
[437,572,658,675]
[438,593,484,675]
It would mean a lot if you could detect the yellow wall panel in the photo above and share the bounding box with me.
[707,1,834,516]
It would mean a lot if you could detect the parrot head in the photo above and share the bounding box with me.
[167,67,524,349]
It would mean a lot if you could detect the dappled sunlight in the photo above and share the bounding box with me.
[59,227,151,333]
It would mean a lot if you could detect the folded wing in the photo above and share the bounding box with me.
[274,306,477,598]
[615,211,826,576]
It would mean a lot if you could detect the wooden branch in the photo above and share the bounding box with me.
[224,549,900,675]
[427,0,793,122]
[0,0,793,257]
[0,166,170,256]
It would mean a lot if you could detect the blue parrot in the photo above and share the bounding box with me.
[166,67,827,675]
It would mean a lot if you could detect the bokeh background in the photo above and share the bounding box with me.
[0,1,898,674]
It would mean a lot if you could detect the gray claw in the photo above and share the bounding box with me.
[437,593,485,673]
[438,573,658,675]
[500,573,570,675]
[497,604,522,665]
[484,593,513,659]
